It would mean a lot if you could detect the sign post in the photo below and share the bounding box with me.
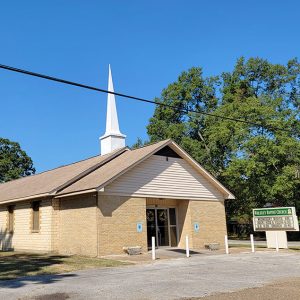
[250,234,255,253]
[186,235,190,258]
[224,235,229,254]
[275,232,279,252]
[151,236,156,260]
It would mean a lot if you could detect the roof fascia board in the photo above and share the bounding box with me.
[0,193,50,205]
[54,189,96,198]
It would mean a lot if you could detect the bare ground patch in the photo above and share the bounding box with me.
[183,277,300,300]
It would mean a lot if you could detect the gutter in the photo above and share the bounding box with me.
[54,189,97,199]
[0,193,50,205]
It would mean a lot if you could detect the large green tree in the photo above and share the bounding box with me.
[146,57,300,219]
[0,138,35,183]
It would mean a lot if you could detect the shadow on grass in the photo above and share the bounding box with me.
[0,253,77,288]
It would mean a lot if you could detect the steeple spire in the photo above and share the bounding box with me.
[100,65,126,155]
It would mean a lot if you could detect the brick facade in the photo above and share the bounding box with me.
[146,198,227,250]
[97,195,147,256]
[0,195,227,256]
[189,200,227,248]
[58,194,98,256]
[0,198,53,252]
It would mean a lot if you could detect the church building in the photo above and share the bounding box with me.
[0,66,234,256]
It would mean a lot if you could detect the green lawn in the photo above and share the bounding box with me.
[0,251,130,280]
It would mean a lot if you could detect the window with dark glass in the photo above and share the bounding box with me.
[7,205,14,232]
[32,201,40,232]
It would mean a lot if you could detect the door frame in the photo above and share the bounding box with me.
[146,206,179,248]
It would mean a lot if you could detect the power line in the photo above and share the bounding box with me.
[0,63,297,134]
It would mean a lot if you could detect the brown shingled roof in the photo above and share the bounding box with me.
[57,139,170,195]
[0,139,235,203]
[0,147,127,203]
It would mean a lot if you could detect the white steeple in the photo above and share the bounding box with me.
[100,65,126,155]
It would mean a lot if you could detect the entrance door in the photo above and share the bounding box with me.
[156,209,169,246]
[146,209,156,247]
[146,207,177,248]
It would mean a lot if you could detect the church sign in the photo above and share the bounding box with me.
[253,207,299,231]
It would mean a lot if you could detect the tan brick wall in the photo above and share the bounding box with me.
[146,198,177,207]
[0,195,227,256]
[97,195,147,256]
[177,200,193,248]
[145,198,226,250]
[58,194,98,257]
[145,198,226,249]
[189,200,227,249]
[0,198,53,252]
[0,205,12,250]
[51,198,60,252]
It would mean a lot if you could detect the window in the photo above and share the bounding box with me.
[32,201,40,232]
[7,205,14,232]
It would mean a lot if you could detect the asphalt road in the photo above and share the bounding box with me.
[229,239,300,247]
[1,252,300,300]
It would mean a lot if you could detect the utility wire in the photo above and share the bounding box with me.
[0,63,297,134]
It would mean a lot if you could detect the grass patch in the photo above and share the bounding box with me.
[289,247,300,251]
[0,251,130,280]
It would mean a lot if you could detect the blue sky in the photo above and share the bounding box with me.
[0,1,299,172]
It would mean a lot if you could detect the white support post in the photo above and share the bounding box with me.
[250,234,255,253]
[186,235,190,258]
[225,235,229,254]
[275,231,279,252]
[152,236,156,260]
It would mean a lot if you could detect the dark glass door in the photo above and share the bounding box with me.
[147,208,176,248]
[147,209,156,247]
[169,208,177,247]
[156,209,169,246]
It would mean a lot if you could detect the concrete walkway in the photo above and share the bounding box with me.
[106,247,219,263]
[1,251,300,300]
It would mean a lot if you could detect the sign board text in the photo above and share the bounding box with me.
[253,207,299,232]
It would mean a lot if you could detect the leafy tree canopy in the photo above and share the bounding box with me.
[0,138,35,183]
[145,57,300,218]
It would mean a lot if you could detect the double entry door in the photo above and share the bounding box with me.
[146,207,177,248]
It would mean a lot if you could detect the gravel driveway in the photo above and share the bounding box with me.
[1,251,300,300]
